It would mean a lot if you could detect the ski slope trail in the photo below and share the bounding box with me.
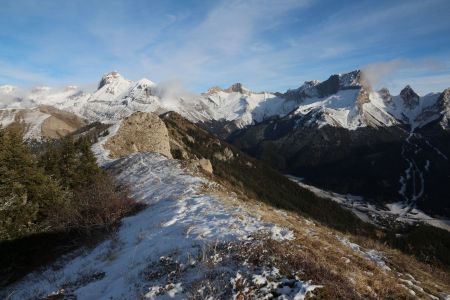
[399,132,425,213]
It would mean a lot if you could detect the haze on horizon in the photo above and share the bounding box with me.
[1,0,450,95]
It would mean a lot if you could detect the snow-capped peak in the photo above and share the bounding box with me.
[1,70,449,134]
[204,83,251,96]
[0,85,17,94]
[98,71,127,90]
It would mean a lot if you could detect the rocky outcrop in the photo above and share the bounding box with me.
[213,147,234,161]
[189,158,213,174]
[105,112,172,158]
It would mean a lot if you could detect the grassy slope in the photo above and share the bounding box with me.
[162,112,450,268]
[162,112,376,236]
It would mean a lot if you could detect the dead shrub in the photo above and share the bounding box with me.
[49,175,144,236]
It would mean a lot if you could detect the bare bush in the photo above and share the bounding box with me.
[49,175,142,235]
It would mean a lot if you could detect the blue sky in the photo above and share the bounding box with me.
[0,0,450,94]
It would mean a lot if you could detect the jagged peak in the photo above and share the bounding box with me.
[203,83,251,95]
[337,70,362,88]
[224,83,250,94]
[400,85,418,98]
[401,84,413,91]
[400,85,419,109]
[98,71,126,90]
[284,80,321,100]
[299,80,320,91]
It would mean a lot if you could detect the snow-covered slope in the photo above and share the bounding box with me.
[285,71,446,131]
[200,83,298,128]
[368,86,442,130]
[3,148,308,299]
[4,133,447,299]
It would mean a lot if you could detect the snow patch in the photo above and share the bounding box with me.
[337,236,390,271]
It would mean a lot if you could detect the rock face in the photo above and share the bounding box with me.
[39,106,87,138]
[224,83,249,94]
[439,88,450,128]
[105,112,172,159]
[213,147,235,161]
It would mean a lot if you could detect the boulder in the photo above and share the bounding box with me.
[105,112,172,158]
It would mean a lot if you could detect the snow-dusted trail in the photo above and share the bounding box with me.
[3,153,298,300]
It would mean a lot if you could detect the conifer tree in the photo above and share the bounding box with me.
[0,127,66,239]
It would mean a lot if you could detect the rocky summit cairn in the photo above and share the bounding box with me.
[105,111,173,159]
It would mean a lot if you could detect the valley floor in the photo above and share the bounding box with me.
[288,176,450,232]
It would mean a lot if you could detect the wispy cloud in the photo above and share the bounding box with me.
[0,61,55,85]
[139,0,311,86]
[0,0,449,94]
[361,58,450,94]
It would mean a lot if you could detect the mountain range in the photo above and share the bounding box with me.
[2,70,449,133]
[1,69,450,221]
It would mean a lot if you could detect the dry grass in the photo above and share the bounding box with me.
[163,117,450,298]
[193,177,449,299]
